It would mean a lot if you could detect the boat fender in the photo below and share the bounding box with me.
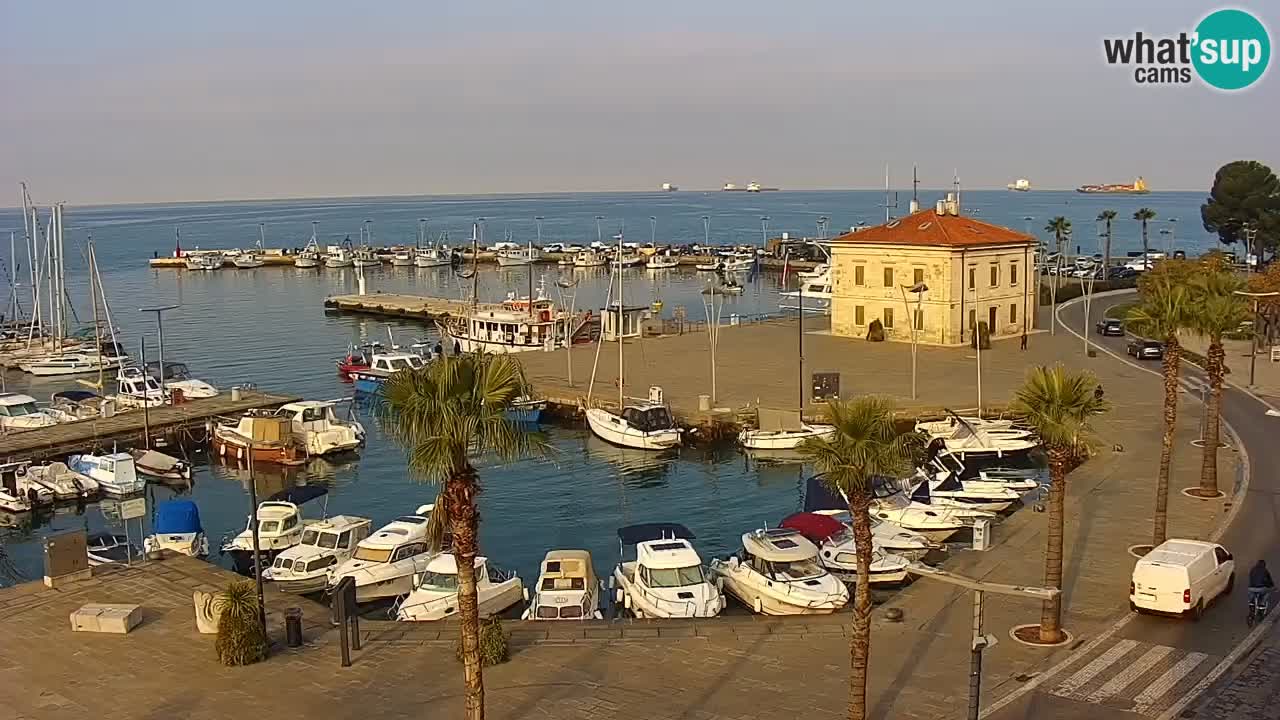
[615,588,625,605]
[623,593,632,610]
[752,597,764,614]
[522,588,530,602]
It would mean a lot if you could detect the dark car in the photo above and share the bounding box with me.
[1096,319,1125,336]
[1127,339,1164,360]
[1106,266,1139,280]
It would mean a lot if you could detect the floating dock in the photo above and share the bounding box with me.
[0,389,299,462]
[323,294,508,321]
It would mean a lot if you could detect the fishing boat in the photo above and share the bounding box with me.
[694,259,723,272]
[184,252,223,271]
[220,485,330,575]
[274,400,365,456]
[335,341,382,380]
[352,248,381,268]
[496,240,541,267]
[572,250,608,268]
[143,500,210,558]
[522,549,605,620]
[145,361,218,399]
[327,504,438,602]
[721,253,755,272]
[66,452,147,496]
[233,224,269,268]
[390,248,414,266]
[610,523,725,618]
[645,251,680,269]
[212,412,305,465]
[414,245,450,268]
[348,351,427,394]
[0,392,58,431]
[264,514,373,593]
[113,366,168,408]
[708,528,850,615]
[295,225,322,268]
[395,554,525,621]
[24,461,98,502]
[325,245,355,268]
[780,512,911,585]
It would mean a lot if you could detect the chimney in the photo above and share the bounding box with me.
[909,199,920,213]
[935,199,946,216]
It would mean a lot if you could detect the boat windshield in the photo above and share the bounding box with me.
[646,565,706,588]
[259,520,280,534]
[417,570,459,591]
[353,546,393,563]
[772,558,825,581]
[301,529,320,546]
[315,532,340,549]
[3,402,40,416]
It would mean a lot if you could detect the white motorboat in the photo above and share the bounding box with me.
[19,352,123,377]
[348,351,427,395]
[325,246,355,268]
[721,254,755,272]
[0,392,58,431]
[865,479,968,544]
[86,532,140,566]
[585,393,682,451]
[220,485,329,574]
[572,250,608,268]
[915,415,1017,438]
[694,260,723,272]
[264,514,372,593]
[274,400,365,456]
[327,505,437,602]
[522,549,605,620]
[390,249,414,266]
[616,252,645,268]
[414,246,450,268]
[113,366,168,409]
[645,252,680,269]
[66,452,147,496]
[143,500,210,558]
[779,272,832,314]
[933,417,1039,459]
[610,523,724,618]
[708,528,850,615]
[184,252,223,271]
[436,290,564,355]
[802,476,937,561]
[233,251,265,269]
[496,242,541,267]
[128,448,193,484]
[352,248,381,268]
[927,447,1040,492]
[912,471,1020,513]
[780,512,911,585]
[24,461,99,502]
[47,390,107,423]
[797,263,829,280]
[739,408,835,450]
[145,361,218,399]
[0,461,55,512]
[395,554,525,621]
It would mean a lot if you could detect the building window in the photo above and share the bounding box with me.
[988,306,997,331]
[914,308,923,330]
[990,263,999,287]
[884,307,894,328]
[1010,262,1018,286]
[968,309,976,332]
[1010,303,1018,324]
[913,268,924,286]
[883,267,894,287]
[968,267,976,290]
[855,305,865,325]
[855,265,865,286]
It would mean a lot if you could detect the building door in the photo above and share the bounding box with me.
[988,306,997,333]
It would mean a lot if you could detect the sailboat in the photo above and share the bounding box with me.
[233,224,267,268]
[585,231,682,451]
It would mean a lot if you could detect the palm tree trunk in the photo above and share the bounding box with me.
[847,492,874,720]
[1199,340,1225,496]
[444,467,485,720]
[1040,449,1068,643]
[1141,222,1149,259]
[1154,338,1180,545]
[1102,223,1112,279]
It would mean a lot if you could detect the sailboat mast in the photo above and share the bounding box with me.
[89,234,104,389]
[798,254,805,415]
[471,222,480,310]
[617,226,624,411]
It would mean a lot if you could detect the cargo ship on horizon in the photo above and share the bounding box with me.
[1076,176,1150,194]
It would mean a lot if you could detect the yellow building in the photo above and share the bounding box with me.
[827,200,1036,346]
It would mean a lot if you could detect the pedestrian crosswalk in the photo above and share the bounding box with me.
[1045,638,1217,715]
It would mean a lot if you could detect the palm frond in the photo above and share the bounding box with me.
[1126,274,1192,341]
[1010,365,1107,455]
[1189,269,1250,338]
[798,397,922,499]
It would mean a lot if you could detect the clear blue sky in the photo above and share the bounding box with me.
[1,0,1275,203]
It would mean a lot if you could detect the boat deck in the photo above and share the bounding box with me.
[0,389,299,462]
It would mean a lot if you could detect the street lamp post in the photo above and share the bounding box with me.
[1234,290,1279,386]
[226,428,267,634]
[900,283,928,400]
[139,305,179,404]
[760,216,770,247]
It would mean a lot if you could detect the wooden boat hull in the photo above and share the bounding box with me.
[212,435,304,466]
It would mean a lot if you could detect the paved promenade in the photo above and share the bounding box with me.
[0,307,1242,720]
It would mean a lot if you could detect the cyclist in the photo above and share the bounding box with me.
[1248,559,1274,611]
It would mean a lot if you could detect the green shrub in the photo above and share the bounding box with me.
[215,580,269,666]
[455,616,509,667]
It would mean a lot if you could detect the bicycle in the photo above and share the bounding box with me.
[1246,588,1271,627]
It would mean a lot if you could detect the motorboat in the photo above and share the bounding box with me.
[395,554,525,621]
[143,500,210,558]
[0,461,55,512]
[145,361,218,399]
[325,246,355,268]
[522,549,605,620]
[67,452,147,496]
[927,445,1040,492]
[694,259,723,272]
[220,485,329,575]
[738,408,835,450]
[572,250,608,268]
[645,252,680,269]
[586,387,682,451]
[616,252,646,268]
[780,512,911,585]
[708,527,850,615]
[327,504,437,602]
[184,252,223,271]
[390,249,414,266]
[610,523,724,618]
[348,351,426,395]
[113,366,168,409]
[352,248,381,268]
[47,390,107,423]
[128,448,193,485]
[232,250,265,269]
[912,470,1021,513]
[0,392,58,431]
[779,272,832,314]
[87,532,140,566]
[24,461,99,502]
[931,416,1038,459]
[721,253,755,272]
[264,514,372,593]
[915,415,1017,439]
[864,478,968,544]
[797,263,829,280]
[335,341,382,380]
[505,397,546,424]
[212,412,304,465]
[803,475,936,561]
[415,245,451,268]
[496,243,541,267]
[18,352,123,377]
[274,400,365,456]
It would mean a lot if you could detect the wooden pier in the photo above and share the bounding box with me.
[0,389,299,462]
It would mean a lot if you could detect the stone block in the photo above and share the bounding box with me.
[70,603,142,634]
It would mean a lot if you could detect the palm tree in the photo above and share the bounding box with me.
[1010,365,1108,643]
[379,353,547,720]
[1126,276,1192,544]
[799,397,923,720]
[1188,268,1251,497]
[1045,217,1073,312]
[1134,208,1157,261]
[1096,210,1117,277]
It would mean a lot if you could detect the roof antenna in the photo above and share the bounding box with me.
[952,169,962,215]
[882,165,899,223]
[910,165,921,214]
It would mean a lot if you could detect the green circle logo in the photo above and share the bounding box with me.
[1192,9,1270,90]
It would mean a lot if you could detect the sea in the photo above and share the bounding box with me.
[0,189,1215,588]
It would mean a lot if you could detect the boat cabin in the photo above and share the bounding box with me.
[618,523,708,590]
[602,303,647,342]
[621,404,675,432]
[71,452,139,490]
[271,515,371,575]
[117,367,165,399]
[0,393,45,419]
[459,308,558,350]
[531,549,599,619]
[277,401,343,430]
[351,514,431,564]
[735,528,827,583]
[144,361,195,382]
[247,501,305,545]
[369,352,426,374]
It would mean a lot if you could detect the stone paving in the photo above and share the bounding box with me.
[0,313,1241,720]
[1190,623,1280,720]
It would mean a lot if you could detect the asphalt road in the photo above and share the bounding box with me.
[987,292,1280,720]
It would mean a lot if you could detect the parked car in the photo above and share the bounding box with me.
[1130,539,1234,619]
[1107,266,1140,280]
[1095,319,1125,336]
[1127,339,1164,360]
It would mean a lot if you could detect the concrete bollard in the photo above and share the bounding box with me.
[698,394,711,412]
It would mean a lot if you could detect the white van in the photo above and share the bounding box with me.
[1130,539,1234,619]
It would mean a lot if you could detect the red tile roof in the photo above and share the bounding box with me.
[830,209,1033,248]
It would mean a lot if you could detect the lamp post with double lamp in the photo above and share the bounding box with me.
[760,216,770,248]
[139,305,178,405]
[817,215,829,240]
[1234,290,1280,387]
[899,282,928,400]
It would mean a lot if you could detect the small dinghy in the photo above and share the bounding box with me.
[87,532,140,566]
[129,448,193,485]
[24,461,99,502]
[143,500,209,558]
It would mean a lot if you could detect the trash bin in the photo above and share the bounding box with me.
[698,394,711,412]
[230,386,243,402]
[285,607,303,647]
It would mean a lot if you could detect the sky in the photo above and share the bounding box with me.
[1,1,1276,204]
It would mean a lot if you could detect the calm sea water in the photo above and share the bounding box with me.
[0,189,1208,585]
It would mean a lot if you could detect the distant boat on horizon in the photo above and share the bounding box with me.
[1006,178,1032,192]
[660,182,678,192]
[1077,176,1150,194]
[723,181,779,192]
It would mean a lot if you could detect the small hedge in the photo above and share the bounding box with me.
[455,616,509,667]
[1039,276,1139,305]
[215,580,269,667]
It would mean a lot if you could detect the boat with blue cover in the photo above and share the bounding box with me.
[144,499,210,557]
